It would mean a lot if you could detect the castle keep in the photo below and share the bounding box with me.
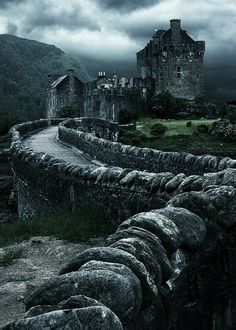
[137,19,205,99]
[46,19,205,119]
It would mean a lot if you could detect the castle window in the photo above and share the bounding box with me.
[177,66,181,72]
[177,72,181,79]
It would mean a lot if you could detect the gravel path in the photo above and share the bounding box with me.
[0,236,104,327]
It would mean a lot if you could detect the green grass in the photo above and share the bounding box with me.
[132,118,236,152]
[0,211,116,248]
[137,118,216,137]
[0,249,22,267]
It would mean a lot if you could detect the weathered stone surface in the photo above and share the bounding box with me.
[206,185,236,228]
[168,186,236,228]
[2,307,123,330]
[165,173,187,192]
[167,193,216,225]
[26,261,142,322]
[219,168,236,187]
[110,237,162,285]
[79,261,142,319]
[59,247,157,308]
[106,226,172,282]
[25,295,105,318]
[177,175,203,192]
[118,212,180,254]
[155,207,207,250]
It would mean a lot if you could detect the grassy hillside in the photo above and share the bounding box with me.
[0,34,90,122]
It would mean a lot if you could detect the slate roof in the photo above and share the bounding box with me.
[162,29,194,44]
[50,75,67,88]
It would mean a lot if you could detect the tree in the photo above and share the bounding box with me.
[118,109,138,124]
[151,90,186,119]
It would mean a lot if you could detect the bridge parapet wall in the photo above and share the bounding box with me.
[10,118,236,220]
[59,118,236,176]
[9,119,174,220]
[63,117,135,141]
[4,186,236,329]
[7,119,236,328]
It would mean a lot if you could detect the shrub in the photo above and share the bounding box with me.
[196,124,209,134]
[59,106,76,118]
[119,130,146,145]
[225,106,236,124]
[118,109,138,124]
[186,121,192,127]
[151,91,187,119]
[150,123,167,138]
[209,119,236,140]
[176,112,189,119]
[0,113,20,135]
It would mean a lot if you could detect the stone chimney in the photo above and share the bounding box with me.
[67,69,75,76]
[170,19,181,44]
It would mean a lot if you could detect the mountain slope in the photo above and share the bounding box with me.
[0,34,90,120]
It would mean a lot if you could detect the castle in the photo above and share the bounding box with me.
[46,19,205,120]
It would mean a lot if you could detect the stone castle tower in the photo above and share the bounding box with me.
[137,19,205,100]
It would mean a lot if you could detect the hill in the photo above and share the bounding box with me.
[0,34,90,123]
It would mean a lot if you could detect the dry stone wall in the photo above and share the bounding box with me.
[59,118,236,176]
[7,119,236,329]
[11,118,236,222]
[2,186,235,329]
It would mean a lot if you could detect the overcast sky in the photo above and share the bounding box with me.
[0,0,236,102]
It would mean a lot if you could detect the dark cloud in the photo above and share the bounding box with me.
[0,0,235,103]
[22,2,100,33]
[205,49,236,103]
[0,0,24,9]
[97,0,161,11]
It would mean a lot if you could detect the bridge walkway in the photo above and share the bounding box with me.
[22,126,99,167]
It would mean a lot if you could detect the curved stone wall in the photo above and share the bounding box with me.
[7,118,236,329]
[2,186,235,329]
[11,119,236,222]
[58,118,236,176]
[9,119,178,220]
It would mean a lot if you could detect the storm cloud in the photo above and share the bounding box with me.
[97,0,162,11]
[0,0,236,103]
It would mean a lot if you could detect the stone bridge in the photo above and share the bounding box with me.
[3,118,236,329]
